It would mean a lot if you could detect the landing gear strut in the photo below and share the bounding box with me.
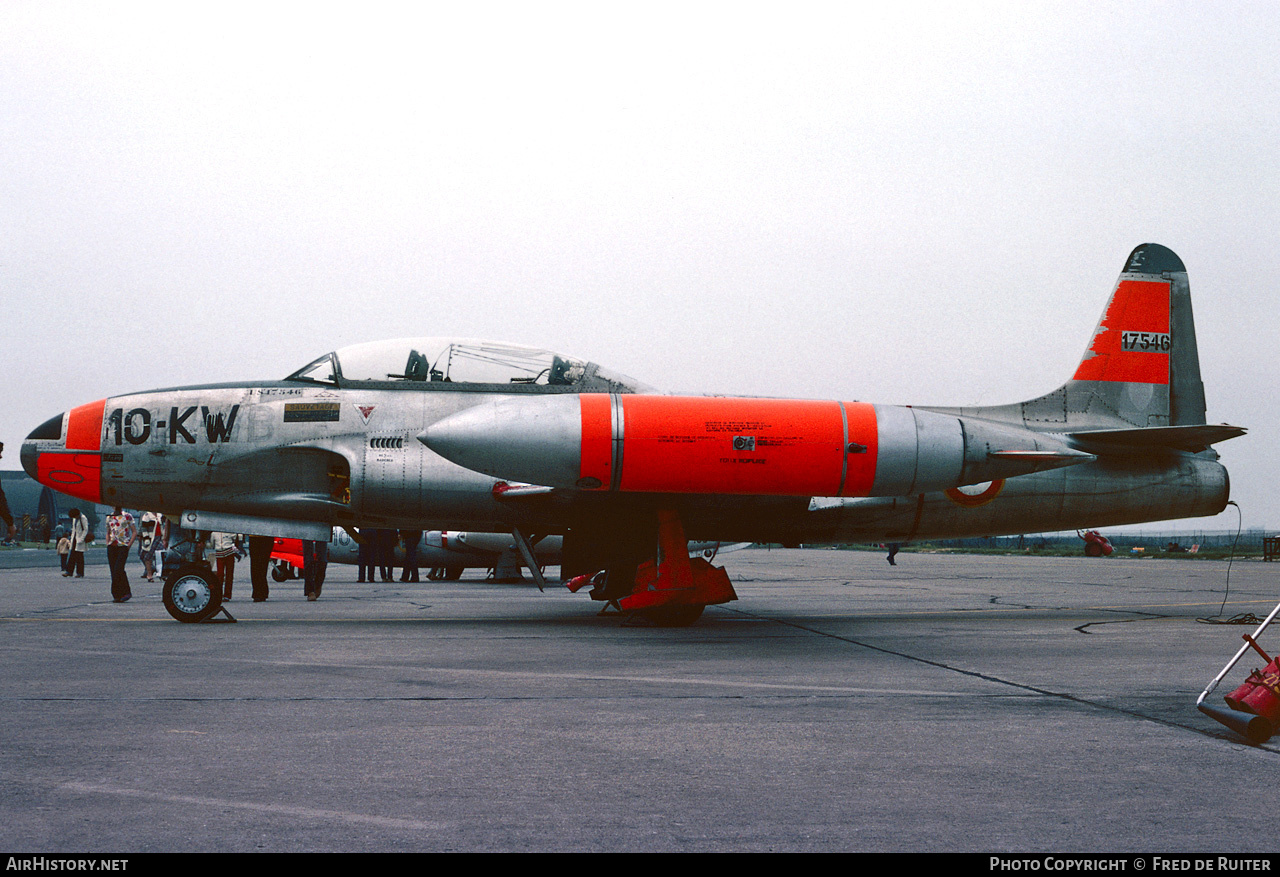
[565,510,737,627]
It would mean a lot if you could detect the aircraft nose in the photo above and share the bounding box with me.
[22,403,106,504]
[20,438,39,480]
[22,411,67,480]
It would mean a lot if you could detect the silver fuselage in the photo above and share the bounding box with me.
[31,379,1226,545]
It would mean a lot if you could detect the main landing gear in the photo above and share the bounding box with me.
[565,510,737,627]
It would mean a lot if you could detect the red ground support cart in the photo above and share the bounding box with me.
[1197,602,1280,743]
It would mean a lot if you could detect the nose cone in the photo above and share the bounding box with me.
[22,402,105,503]
[419,395,586,488]
[23,411,68,480]
[20,439,38,480]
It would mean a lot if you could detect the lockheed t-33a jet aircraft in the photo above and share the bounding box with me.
[22,244,1245,625]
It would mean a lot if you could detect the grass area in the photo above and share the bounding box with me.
[0,541,57,550]
[815,542,1262,561]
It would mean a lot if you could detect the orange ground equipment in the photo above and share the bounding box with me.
[565,509,738,625]
[269,537,304,581]
[1078,529,1113,557]
[1197,602,1280,743]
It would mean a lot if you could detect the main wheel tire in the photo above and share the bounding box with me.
[162,564,223,623]
[444,566,464,580]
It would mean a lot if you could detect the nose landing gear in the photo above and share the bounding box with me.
[161,564,236,624]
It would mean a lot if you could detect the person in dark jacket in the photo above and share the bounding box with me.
[399,530,422,582]
[0,443,16,544]
[356,528,375,583]
[303,539,328,601]
[248,534,274,602]
[376,529,396,582]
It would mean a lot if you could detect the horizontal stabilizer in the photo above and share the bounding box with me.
[1069,424,1246,453]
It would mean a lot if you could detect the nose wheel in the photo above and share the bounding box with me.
[162,564,234,623]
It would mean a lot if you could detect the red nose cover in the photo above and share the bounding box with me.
[66,399,106,451]
[38,399,106,503]
[37,453,102,503]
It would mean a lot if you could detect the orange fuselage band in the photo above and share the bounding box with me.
[580,395,879,497]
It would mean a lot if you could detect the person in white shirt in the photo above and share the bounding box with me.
[64,508,90,578]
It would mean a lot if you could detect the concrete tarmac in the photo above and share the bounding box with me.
[2,547,1278,853]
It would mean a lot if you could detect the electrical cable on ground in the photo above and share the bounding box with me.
[1197,501,1247,624]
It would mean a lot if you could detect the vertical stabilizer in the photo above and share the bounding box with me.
[932,244,1207,432]
[1065,243,1205,427]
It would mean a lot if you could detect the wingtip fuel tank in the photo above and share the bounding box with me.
[419,393,1095,498]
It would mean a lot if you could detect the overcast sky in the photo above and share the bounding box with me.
[2,2,1275,533]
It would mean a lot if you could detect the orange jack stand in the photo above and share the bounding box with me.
[562,511,738,625]
[617,510,737,615]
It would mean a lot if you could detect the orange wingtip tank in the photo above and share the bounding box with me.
[421,392,1091,499]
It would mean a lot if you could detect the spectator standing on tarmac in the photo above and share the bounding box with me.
[64,509,89,577]
[152,514,169,576]
[376,529,396,582]
[247,534,273,602]
[137,511,163,582]
[105,507,138,602]
[399,530,422,582]
[209,532,241,600]
[356,528,375,583]
[303,539,328,601]
[0,443,16,544]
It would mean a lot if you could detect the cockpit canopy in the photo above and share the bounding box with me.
[286,338,653,393]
